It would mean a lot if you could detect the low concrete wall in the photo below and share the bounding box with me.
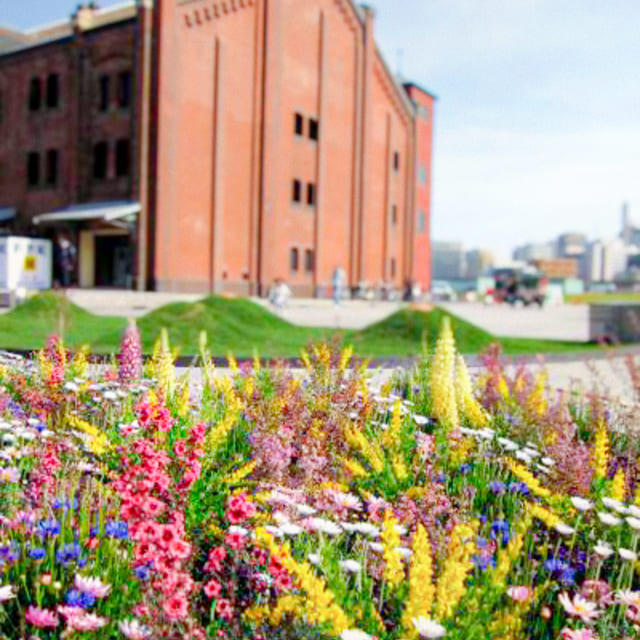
[589,304,640,342]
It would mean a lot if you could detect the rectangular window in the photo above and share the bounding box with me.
[307,183,316,206]
[391,204,397,225]
[115,138,130,176]
[27,152,40,187]
[46,74,60,108]
[290,248,299,272]
[419,164,427,185]
[99,75,110,111]
[46,149,59,186]
[292,179,302,203]
[417,210,426,233]
[118,71,132,108]
[305,249,314,273]
[390,257,396,279]
[294,112,304,135]
[309,118,319,141]
[393,151,400,171]
[93,142,108,179]
[28,77,41,111]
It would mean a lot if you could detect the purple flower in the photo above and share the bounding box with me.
[118,320,143,382]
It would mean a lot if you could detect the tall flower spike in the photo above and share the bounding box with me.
[118,319,143,382]
[402,524,435,636]
[153,328,175,396]
[611,467,626,502]
[455,354,489,427]
[381,510,405,588]
[592,418,609,481]
[430,317,458,429]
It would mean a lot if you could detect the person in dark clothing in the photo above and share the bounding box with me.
[53,233,77,288]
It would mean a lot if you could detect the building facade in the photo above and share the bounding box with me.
[0,0,434,295]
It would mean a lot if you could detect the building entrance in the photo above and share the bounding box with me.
[94,235,133,288]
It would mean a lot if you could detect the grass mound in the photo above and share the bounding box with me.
[137,296,328,357]
[0,292,126,351]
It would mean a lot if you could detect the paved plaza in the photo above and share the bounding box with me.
[440,301,591,342]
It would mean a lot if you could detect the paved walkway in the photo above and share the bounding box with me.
[440,301,591,342]
[65,289,402,329]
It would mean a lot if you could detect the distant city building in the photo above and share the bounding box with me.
[582,238,630,282]
[531,258,578,280]
[432,242,465,280]
[556,233,587,259]
[465,249,494,279]
[512,242,555,262]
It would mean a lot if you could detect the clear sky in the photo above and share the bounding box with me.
[4,0,640,258]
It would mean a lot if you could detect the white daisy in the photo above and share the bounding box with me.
[338,559,362,573]
[597,512,622,526]
[412,616,447,638]
[570,497,593,512]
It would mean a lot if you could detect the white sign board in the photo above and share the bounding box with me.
[0,237,52,291]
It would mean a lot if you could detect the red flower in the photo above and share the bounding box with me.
[162,594,188,620]
[173,440,188,457]
[225,531,246,551]
[205,546,227,572]
[203,579,222,598]
[215,598,233,621]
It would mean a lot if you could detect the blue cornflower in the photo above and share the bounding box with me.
[29,547,46,560]
[105,521,128,539]
[65,589,82,607]
[560,567,576,585]
[55,542,82,564]
[471,555,496,571]
[134,565,150,581]
[508,482,530,495]
[77,557,87,568]
[459,463,472,474]
[490,520,511,545]
[476,536,488,548]
[0,543,20,562]
[435,473,447,483]
[79,592,96,608]
[489,481,506,494]
[544,557,569,573]
[38,519,61,537]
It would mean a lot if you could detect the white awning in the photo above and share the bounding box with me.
[0,207,16,222]
[33,201,140,225]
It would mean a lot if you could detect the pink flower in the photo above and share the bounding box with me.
[561,628,600,640]
[226,493,256,524]
[204,579,222,598]
[74,574,111,598]
[558,592,601,623]
[119,618,152,639]
[25,606,59,628]
[215,598,233,621]
[168,538,191,559]
[205,546,227,572]
[65,611,109,632]
[119,320,143,381]
[162,593,189,620]
[225,531,247,551]
[506,586,534,603]
[142,497,166,517]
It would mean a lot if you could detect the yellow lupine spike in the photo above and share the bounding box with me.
[434,522,476,620]
[611,467,626,502]
[402,524,435,636]
[455,354,489,427]
[592,418,609,480]
[381,511,404,588]
[430,317,458,428]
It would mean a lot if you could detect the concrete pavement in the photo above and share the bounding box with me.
[441,301,591,342]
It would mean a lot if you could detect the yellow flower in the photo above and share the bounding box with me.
[227,351,239,373]
[592,419,609,480]
[430,317,458,428]
[402,524,435,636]
[611,467,626,502]
[381,511,404,588]
[254,528,350,634]
[339,344,354,372]
[153,328,175,397]
[391,454,408,482]
[339,457,368,478]
[68,416,111,456]
[503,458,551,499]
[455,354,489,427]
[383,400,403,449]
[224,460,258,485]
[434,522,475,620]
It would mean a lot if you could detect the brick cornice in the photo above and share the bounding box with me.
[333,0,360,34]
[373,56,413,125]
[181,0,254,28]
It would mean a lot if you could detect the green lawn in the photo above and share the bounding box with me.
[566,292,640,304]
[0,292,600,358]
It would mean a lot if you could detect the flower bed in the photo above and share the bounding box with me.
[0,320,638,639]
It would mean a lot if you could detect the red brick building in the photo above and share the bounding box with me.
[0,0,434,295]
